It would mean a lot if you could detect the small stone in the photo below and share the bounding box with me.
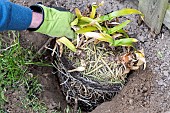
[142,87,148,92]
[157,79,166,86]
[144,93,148,97]
[143,101,148,106]
[129,106,135,110]
[144,28,149,32]
[138,35,147,42]
[163,71,169,76]
[129,99,133,105]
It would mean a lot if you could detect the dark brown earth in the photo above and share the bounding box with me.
[6,0,170,113]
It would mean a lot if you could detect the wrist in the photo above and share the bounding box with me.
[29,12,43,28]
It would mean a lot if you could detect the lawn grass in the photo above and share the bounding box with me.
[0,31,83,113]
[0,31,48,113]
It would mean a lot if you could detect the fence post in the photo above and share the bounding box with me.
[138,0,168,34]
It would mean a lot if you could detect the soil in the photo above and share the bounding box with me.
[6,0,170,113]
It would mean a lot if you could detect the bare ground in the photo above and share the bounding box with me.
[8,0,170,113]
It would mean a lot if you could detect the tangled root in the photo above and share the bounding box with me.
[53,55,122,112]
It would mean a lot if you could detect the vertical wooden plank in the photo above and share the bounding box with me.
[138,0,168,34]
[163,4,170,29]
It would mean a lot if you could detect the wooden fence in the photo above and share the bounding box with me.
[138,0,170,34]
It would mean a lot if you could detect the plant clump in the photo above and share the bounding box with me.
[56,1,146,84]
[53,1,146,112]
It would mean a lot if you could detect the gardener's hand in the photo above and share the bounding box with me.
[28,4,75,39]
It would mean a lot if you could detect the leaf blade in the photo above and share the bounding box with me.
[98,8,143,22]
[57,37,76,52]
[75,8,82,19]
[80,17,102,30]
[90,5,98,19]
[113,38,138,47]
[71,18,79,26]
[84,32,114,44]
[76,26,98,33]
[107,20,131,34]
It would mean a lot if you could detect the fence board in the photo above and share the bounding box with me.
[163,4,170,29]
[139,0,168,34]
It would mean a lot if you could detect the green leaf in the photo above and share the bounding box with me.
[57,37,76,52]
[117,29,129,38]
[77,20,89,28]
[78,17,94,27]
[107,20,131,34]
[80,17,102,30]
[80,17,93,23]
[112,38,138,47]
[90,1,104,19]
[98,8,143,22]
[75,8,82,19]
[1,91,7,102]
[94,22,103,30]
[84,32,114,44]
[100,33,115,44]
[90,5,98,19]
[71,18,79,26]
[76,26,107,33]
[76,26,98,33]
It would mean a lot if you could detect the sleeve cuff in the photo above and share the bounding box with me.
[7,2,33,30]
[0,1,68,31]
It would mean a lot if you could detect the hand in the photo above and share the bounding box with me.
[29,4,75,39]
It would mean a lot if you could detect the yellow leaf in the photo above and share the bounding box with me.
[71,18,79,26]
[84,32,114,44]
[75,8,82,19]
[134,50,146,70]
[57,37,76,52]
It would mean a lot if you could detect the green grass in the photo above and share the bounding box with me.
[0,31,48,112]
[0,31,79,113]
[63,106,82,113]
